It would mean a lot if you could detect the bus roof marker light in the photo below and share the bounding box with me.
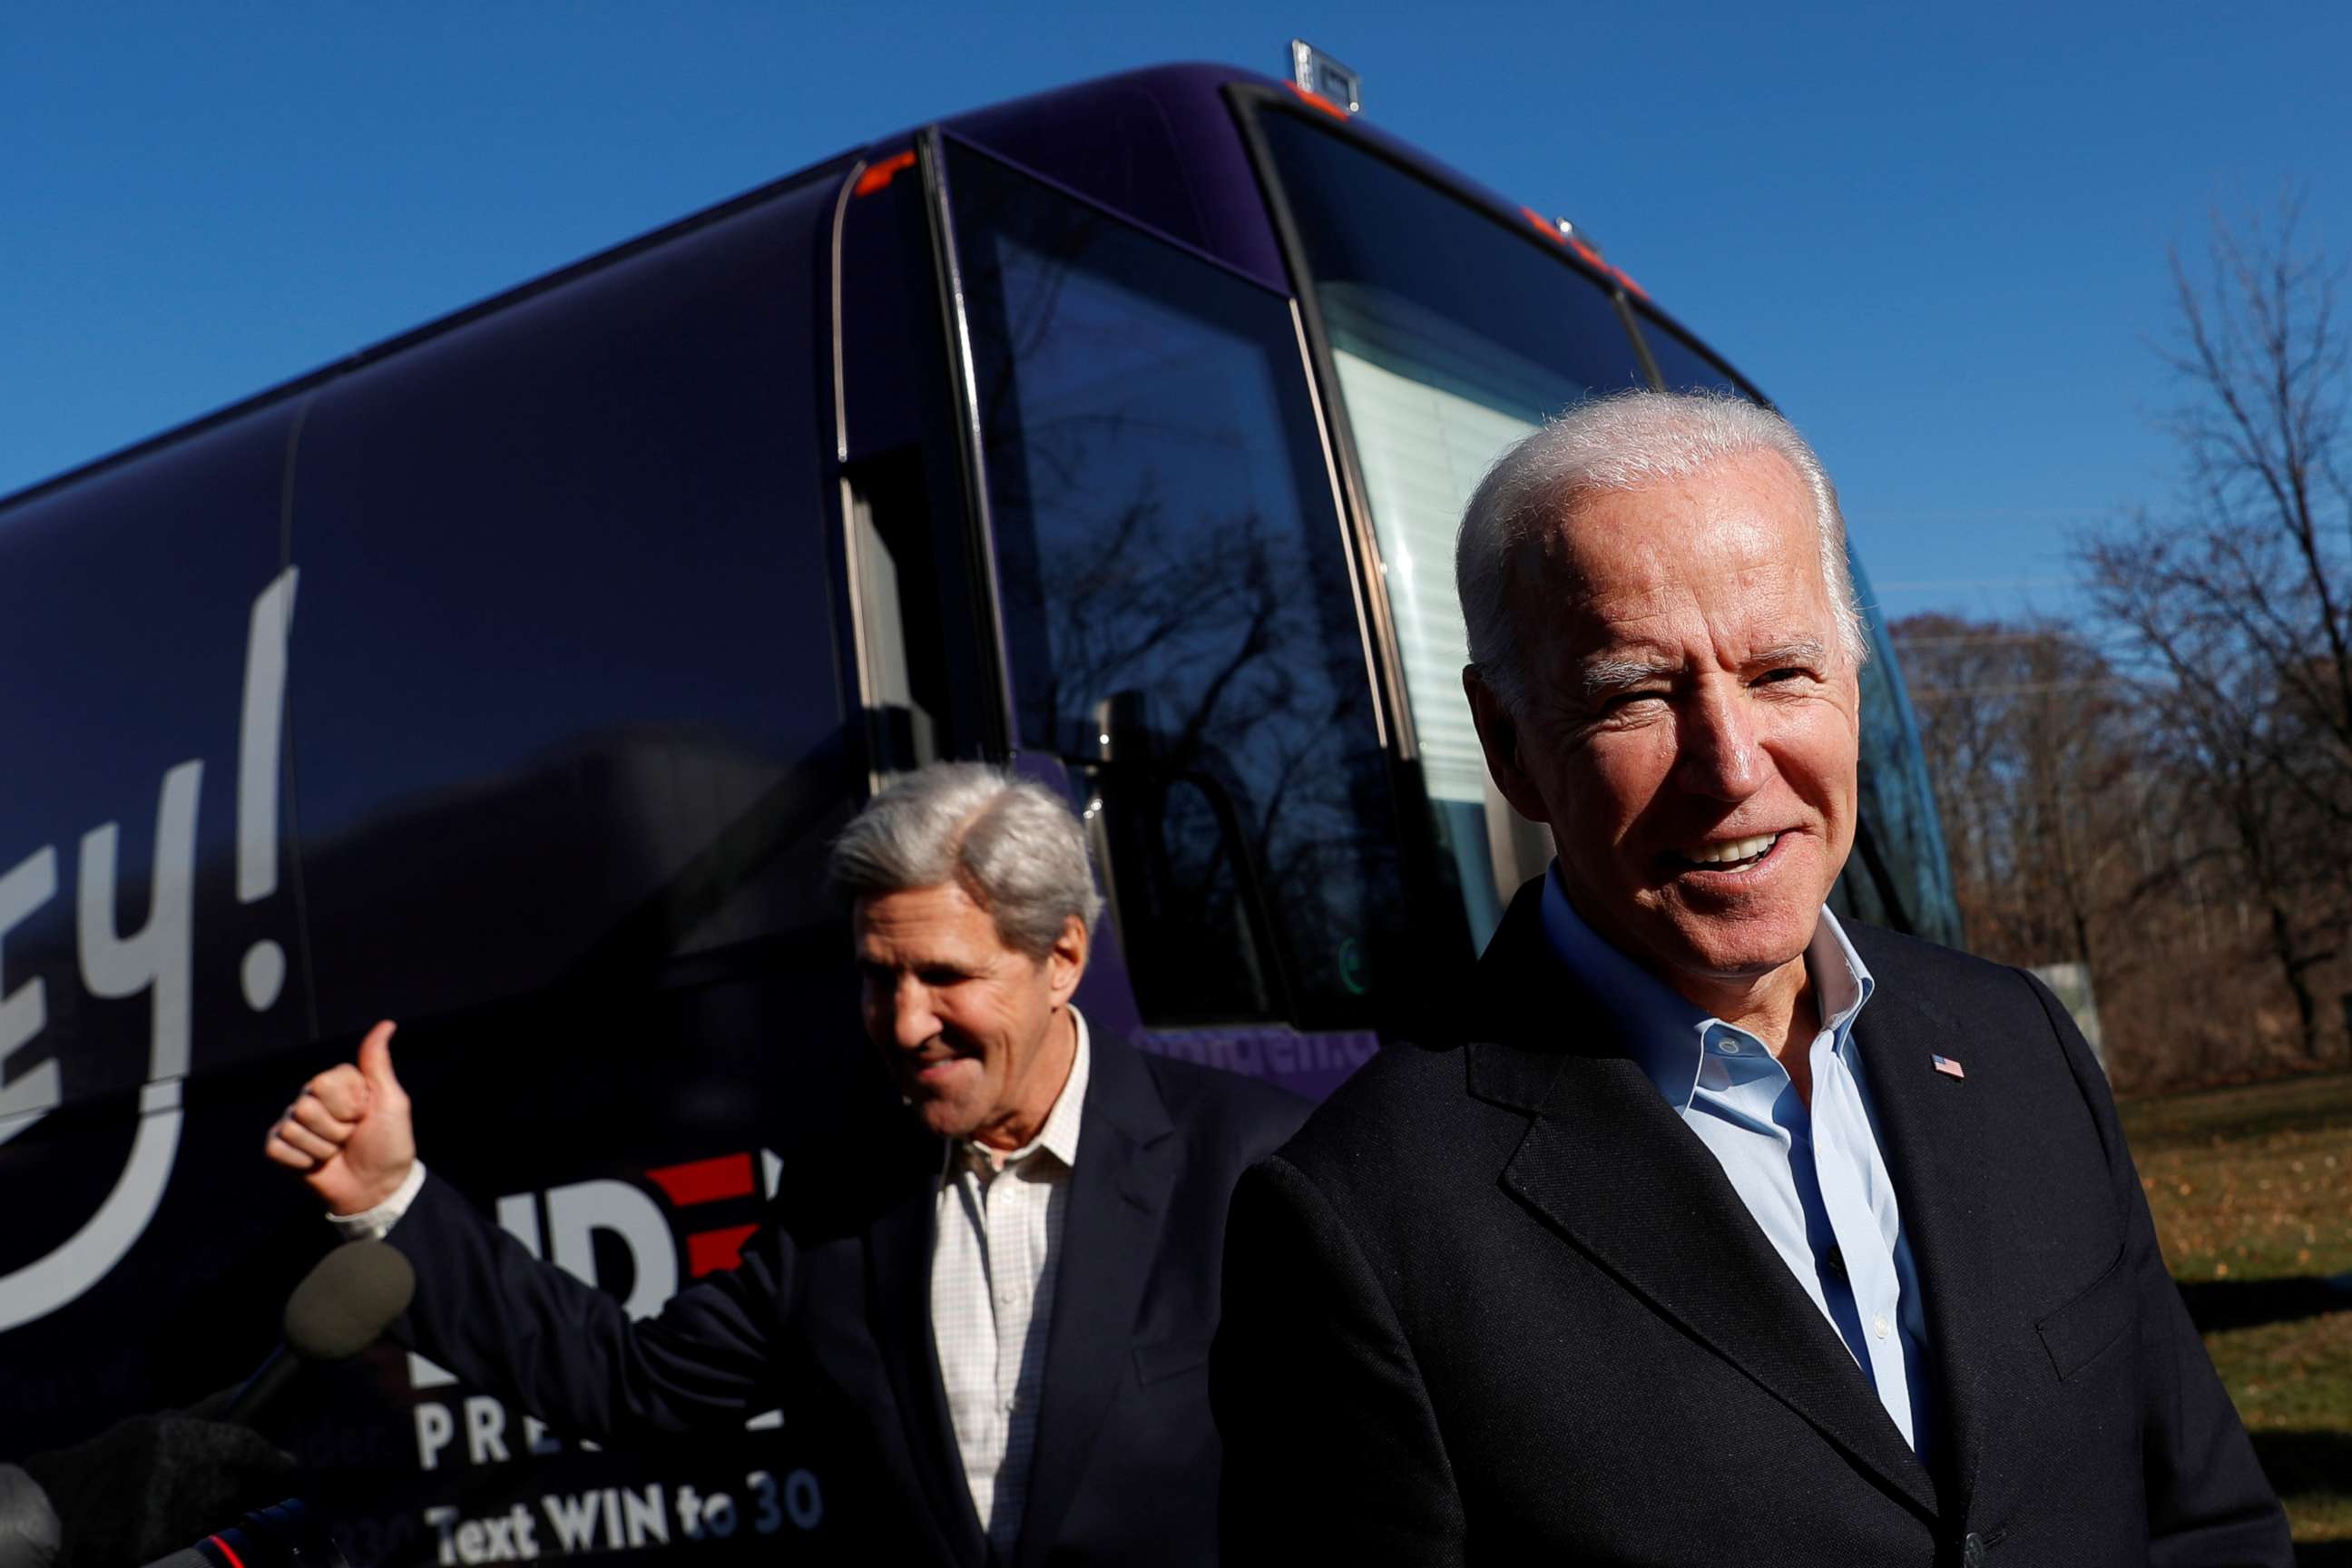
[1554,216,1605,261]
[1288,40,1362,114]
[853,150,916,198]
[1523,207,1648,298]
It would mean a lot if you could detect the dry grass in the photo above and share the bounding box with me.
[2124,1071,2352,1550]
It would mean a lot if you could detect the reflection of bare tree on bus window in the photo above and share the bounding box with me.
[953,148,1408,1027]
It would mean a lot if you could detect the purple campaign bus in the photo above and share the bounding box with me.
[0,44,1960,1563]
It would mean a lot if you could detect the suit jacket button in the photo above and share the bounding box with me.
[1962,1532,1986,1567]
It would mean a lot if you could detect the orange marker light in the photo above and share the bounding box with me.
[854,150,916,198]
[1523,206,1643,296]
[1284,80,1352,121]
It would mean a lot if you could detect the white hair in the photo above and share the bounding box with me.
[828,762,1103,957]
[1455,389,1868,718]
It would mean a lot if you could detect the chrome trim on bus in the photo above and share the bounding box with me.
[825,160,893,797]
[828,163,859,467]
[917,129,1017,756]
[1289,297,1387,753]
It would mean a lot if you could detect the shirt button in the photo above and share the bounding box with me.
[1716,1038,1740,1055]
[1872,1313,1891,1341]
[997,1288,1016,1307]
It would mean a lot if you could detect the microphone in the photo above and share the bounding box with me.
[221,1240,417,1426]
[14,1244,411,1567]
[140,1501,348,1568]
[0,1463,62,1568]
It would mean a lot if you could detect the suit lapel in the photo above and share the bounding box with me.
[1848,970,2028,1519]
[1014,1033,1178,1568]
[1476,884,1938,1521]
[1497,1052,1939,1518]
[867,1133,989,1566]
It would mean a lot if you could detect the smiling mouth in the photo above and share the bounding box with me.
[1668,831,1781,873]
[900,1049,975,1088]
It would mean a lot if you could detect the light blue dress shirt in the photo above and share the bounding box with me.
[1540,866,1933,1455]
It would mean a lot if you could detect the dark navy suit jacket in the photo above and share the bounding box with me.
[389,1026,1307,1566]
[1213,881,2290,1566]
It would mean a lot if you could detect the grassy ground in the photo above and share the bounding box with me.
[2123,1071,2352,1554]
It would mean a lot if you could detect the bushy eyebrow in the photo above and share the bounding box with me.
[1749,638,1831,671]
[1572,638,1831,705]
[1575,655,1679,705]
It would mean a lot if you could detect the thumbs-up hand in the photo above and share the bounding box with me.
[264,1020,416,1216]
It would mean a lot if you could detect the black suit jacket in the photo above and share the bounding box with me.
[390,1025,1307,1566]
[1213,883,2289,1566]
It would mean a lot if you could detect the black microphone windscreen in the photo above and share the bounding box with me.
[0,1462,61,1568]
[282,1240,416,1363]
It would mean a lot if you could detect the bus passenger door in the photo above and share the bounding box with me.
[833,144,1005,786]
[925,133,1425,1096]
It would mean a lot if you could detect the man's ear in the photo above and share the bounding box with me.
[1045,915,1089,1006]
[1464,665,1553,826]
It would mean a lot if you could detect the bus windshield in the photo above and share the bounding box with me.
[1254,105,1964,951]
[1255,108,1652,947]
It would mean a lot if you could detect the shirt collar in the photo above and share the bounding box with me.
[1810,905,1876,1050]
[961,1005,1090,1174]
[1538,862,1875,1113]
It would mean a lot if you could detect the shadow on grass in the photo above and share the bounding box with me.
[2179,1275,2352,1333]
[2252,1428,2352,1564]
[2122,1069,2352,1154]
[2259,1426,2352,1494]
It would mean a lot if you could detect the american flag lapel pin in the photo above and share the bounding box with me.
[1932,1054,1966,1080]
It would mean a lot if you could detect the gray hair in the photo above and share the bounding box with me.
[1455,389,1868,718]
[828,762,1103,957]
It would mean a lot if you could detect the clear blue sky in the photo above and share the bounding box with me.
[5,2,2345,626]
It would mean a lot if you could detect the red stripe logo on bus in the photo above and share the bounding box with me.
[646,1152,761,1275]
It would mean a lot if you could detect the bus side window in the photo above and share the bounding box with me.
[1836,550,1967,947]
[1084,690,1283,1025]
[944,140,1411,1032]
[845,451,946,775]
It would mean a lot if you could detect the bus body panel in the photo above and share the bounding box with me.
[285,161,854,1037]
[0,399,318,1427]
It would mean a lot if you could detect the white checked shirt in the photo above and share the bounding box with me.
[932,1008,1088,1557]
[331,1008,1094,1561]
